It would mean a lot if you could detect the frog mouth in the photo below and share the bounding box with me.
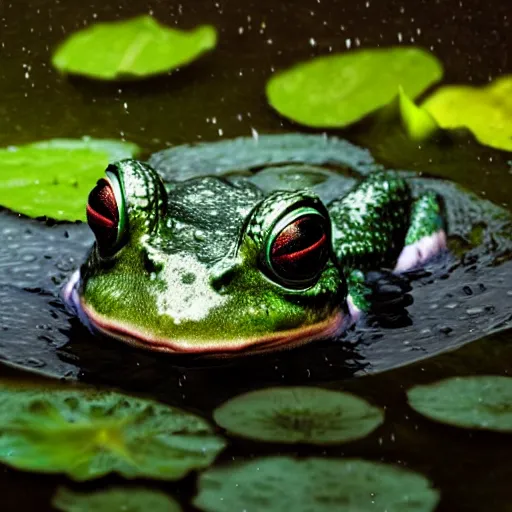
[62,271,347,355]
[81,302,346,357]
[82,306,346,355]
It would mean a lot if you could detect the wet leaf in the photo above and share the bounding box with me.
[398,86,439,141]
[407,376,512,431]
[266,47,443,128]
[213,386,384,444]
[52,15,217,80]
[0,137,140,221]
[53,486,182,512]
[422,75,512,151]
[194,456,440,512]
[0,383,226,480]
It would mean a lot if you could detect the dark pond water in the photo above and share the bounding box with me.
[1,0,511,510]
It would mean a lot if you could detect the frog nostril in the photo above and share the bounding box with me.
[210,271,234,293]
[143,253,160,275]
[210,264,239,293]
[210,255,242,293]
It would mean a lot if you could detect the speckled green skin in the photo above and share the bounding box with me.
[328,172,443,309]
[76,160,442,353]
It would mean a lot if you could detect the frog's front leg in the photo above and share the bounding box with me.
[345,268,413,322]
[394,192,446,272]
[329,173,446,322]
[346,191,446,321]
[330,182,445,321]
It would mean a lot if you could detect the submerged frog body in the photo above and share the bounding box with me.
[63,153,446,354]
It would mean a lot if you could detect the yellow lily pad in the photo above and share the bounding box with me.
[422,75,512,151]
[398,86,439,141]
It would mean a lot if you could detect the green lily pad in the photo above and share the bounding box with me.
[407,376,512,431]
[53,487,182,512]
[398,86,439,141]
[52,15,217,80]
[0,383,226,481]
[212,386,384,444]
[0,137,140,221]
[422,75,512,151]
[194,456,440,512]
[266,47,443,128]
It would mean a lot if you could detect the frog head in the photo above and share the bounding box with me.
[63,159,347,354]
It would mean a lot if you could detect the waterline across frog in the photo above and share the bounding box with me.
[62,145,446,355]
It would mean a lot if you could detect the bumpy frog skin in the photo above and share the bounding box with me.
[62,159,445,354]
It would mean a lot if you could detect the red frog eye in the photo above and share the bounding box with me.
[267,208,329,287]
[86,175,124,253]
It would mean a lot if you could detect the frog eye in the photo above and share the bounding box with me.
[86,171,125,254]
[265,207,329,288]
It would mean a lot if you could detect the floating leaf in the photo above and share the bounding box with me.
[407,376,512,431]
[266,47,443,128]
[53,487,182,512]
[213,386,384,444]
[422,75,512,151]
[0,137,140,221]
[398,86,439,141]
[0,383,226,480]
[194,456,440,512]
[52,15,217,80]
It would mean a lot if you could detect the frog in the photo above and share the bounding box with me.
[62,141,447,355]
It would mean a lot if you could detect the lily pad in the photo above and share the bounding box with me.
[194,456,440,512]
[213,386,384,444]
[52,15,217,80]
[407,376,512,432]
[0,383,226,480]
[53,487,182,512]
[0,137,140,221]
[422,75,512,151]
[398,86,439,141]
[266,47,443,128]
